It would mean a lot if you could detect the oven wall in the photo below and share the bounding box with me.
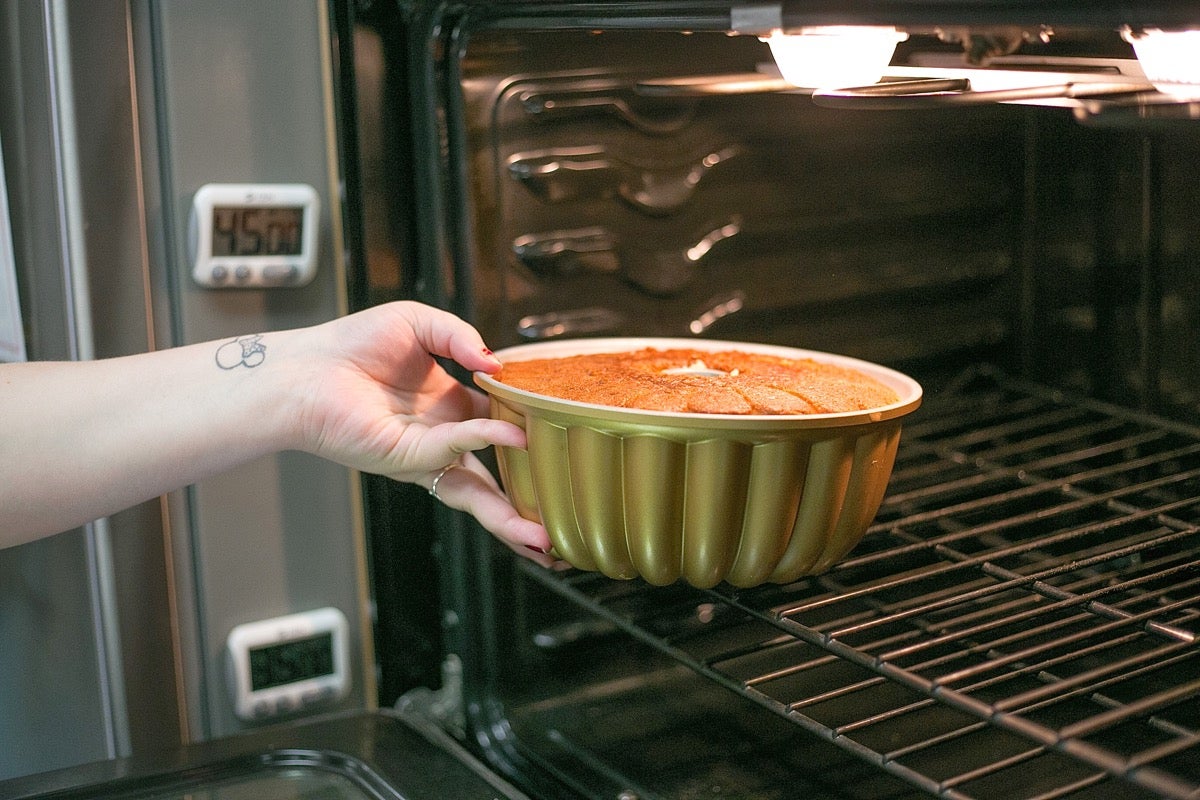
[347,3,1200,462]
[444,25,1200,425]
[1016,113,1200,419]
[458,28,1021,376]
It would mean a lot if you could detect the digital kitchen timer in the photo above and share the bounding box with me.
[225,607,350,721]
[189,183,319,288]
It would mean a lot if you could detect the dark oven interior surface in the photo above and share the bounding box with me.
[352,6,1200,799]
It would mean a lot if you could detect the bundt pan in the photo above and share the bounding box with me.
[474,338,922,588]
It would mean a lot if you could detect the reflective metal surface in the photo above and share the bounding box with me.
[0,712,531,800]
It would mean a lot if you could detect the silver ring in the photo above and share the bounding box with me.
[428,463,460,502]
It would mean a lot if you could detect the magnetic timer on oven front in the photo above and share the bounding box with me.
[225,607,350,722]
[188,183,319,288]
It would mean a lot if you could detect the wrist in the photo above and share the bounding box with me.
[203,326,324,455]
[261,325,328,454]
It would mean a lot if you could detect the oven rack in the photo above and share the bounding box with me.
[519,366,1200,800]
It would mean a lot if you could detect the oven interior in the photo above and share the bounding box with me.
[351,5,1200,799]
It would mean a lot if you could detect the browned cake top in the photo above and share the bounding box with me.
[494,348,899,414]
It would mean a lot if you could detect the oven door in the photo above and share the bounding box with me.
[0,711,532,800]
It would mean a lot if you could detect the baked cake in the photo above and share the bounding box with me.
[493,347,899,414]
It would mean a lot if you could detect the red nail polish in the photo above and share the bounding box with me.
[482,347,494,356]
[525,545,549,554]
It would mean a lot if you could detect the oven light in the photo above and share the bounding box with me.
[763,27,908,89]
[1122,27,1200,99]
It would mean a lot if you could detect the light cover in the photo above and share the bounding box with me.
[764,26,908,89]
[1123,27,1200,99]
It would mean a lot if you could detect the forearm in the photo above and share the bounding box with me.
[0,330,312,546]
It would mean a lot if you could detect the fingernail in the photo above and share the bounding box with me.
[481,346,495,357]
[525,545,549,554]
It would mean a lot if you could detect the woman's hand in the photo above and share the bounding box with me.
[296,302,553,563]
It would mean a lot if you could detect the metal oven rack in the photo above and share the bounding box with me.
[518,367,1200,799]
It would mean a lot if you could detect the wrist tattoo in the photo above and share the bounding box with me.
[215,334,267,369]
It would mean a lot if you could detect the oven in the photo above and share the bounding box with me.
[351,3,1200,798]
[3,2,1200,799]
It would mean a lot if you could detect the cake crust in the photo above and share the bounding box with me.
[493,347,899,415]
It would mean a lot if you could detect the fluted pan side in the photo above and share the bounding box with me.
[726,439,809,588]
[622,435,686,585]
[765,426,901,583]
[492,394,905,587]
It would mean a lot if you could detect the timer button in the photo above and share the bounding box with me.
[234,265,252,282]
[276,695,300,715]
[302,686,336,706]
[211,265,229,283]
[262,264,299,284]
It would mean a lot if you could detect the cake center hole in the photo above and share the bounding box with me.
[662,359,731,377]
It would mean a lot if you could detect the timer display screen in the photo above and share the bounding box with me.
[211,206,304,257]
[248,632,334,691]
